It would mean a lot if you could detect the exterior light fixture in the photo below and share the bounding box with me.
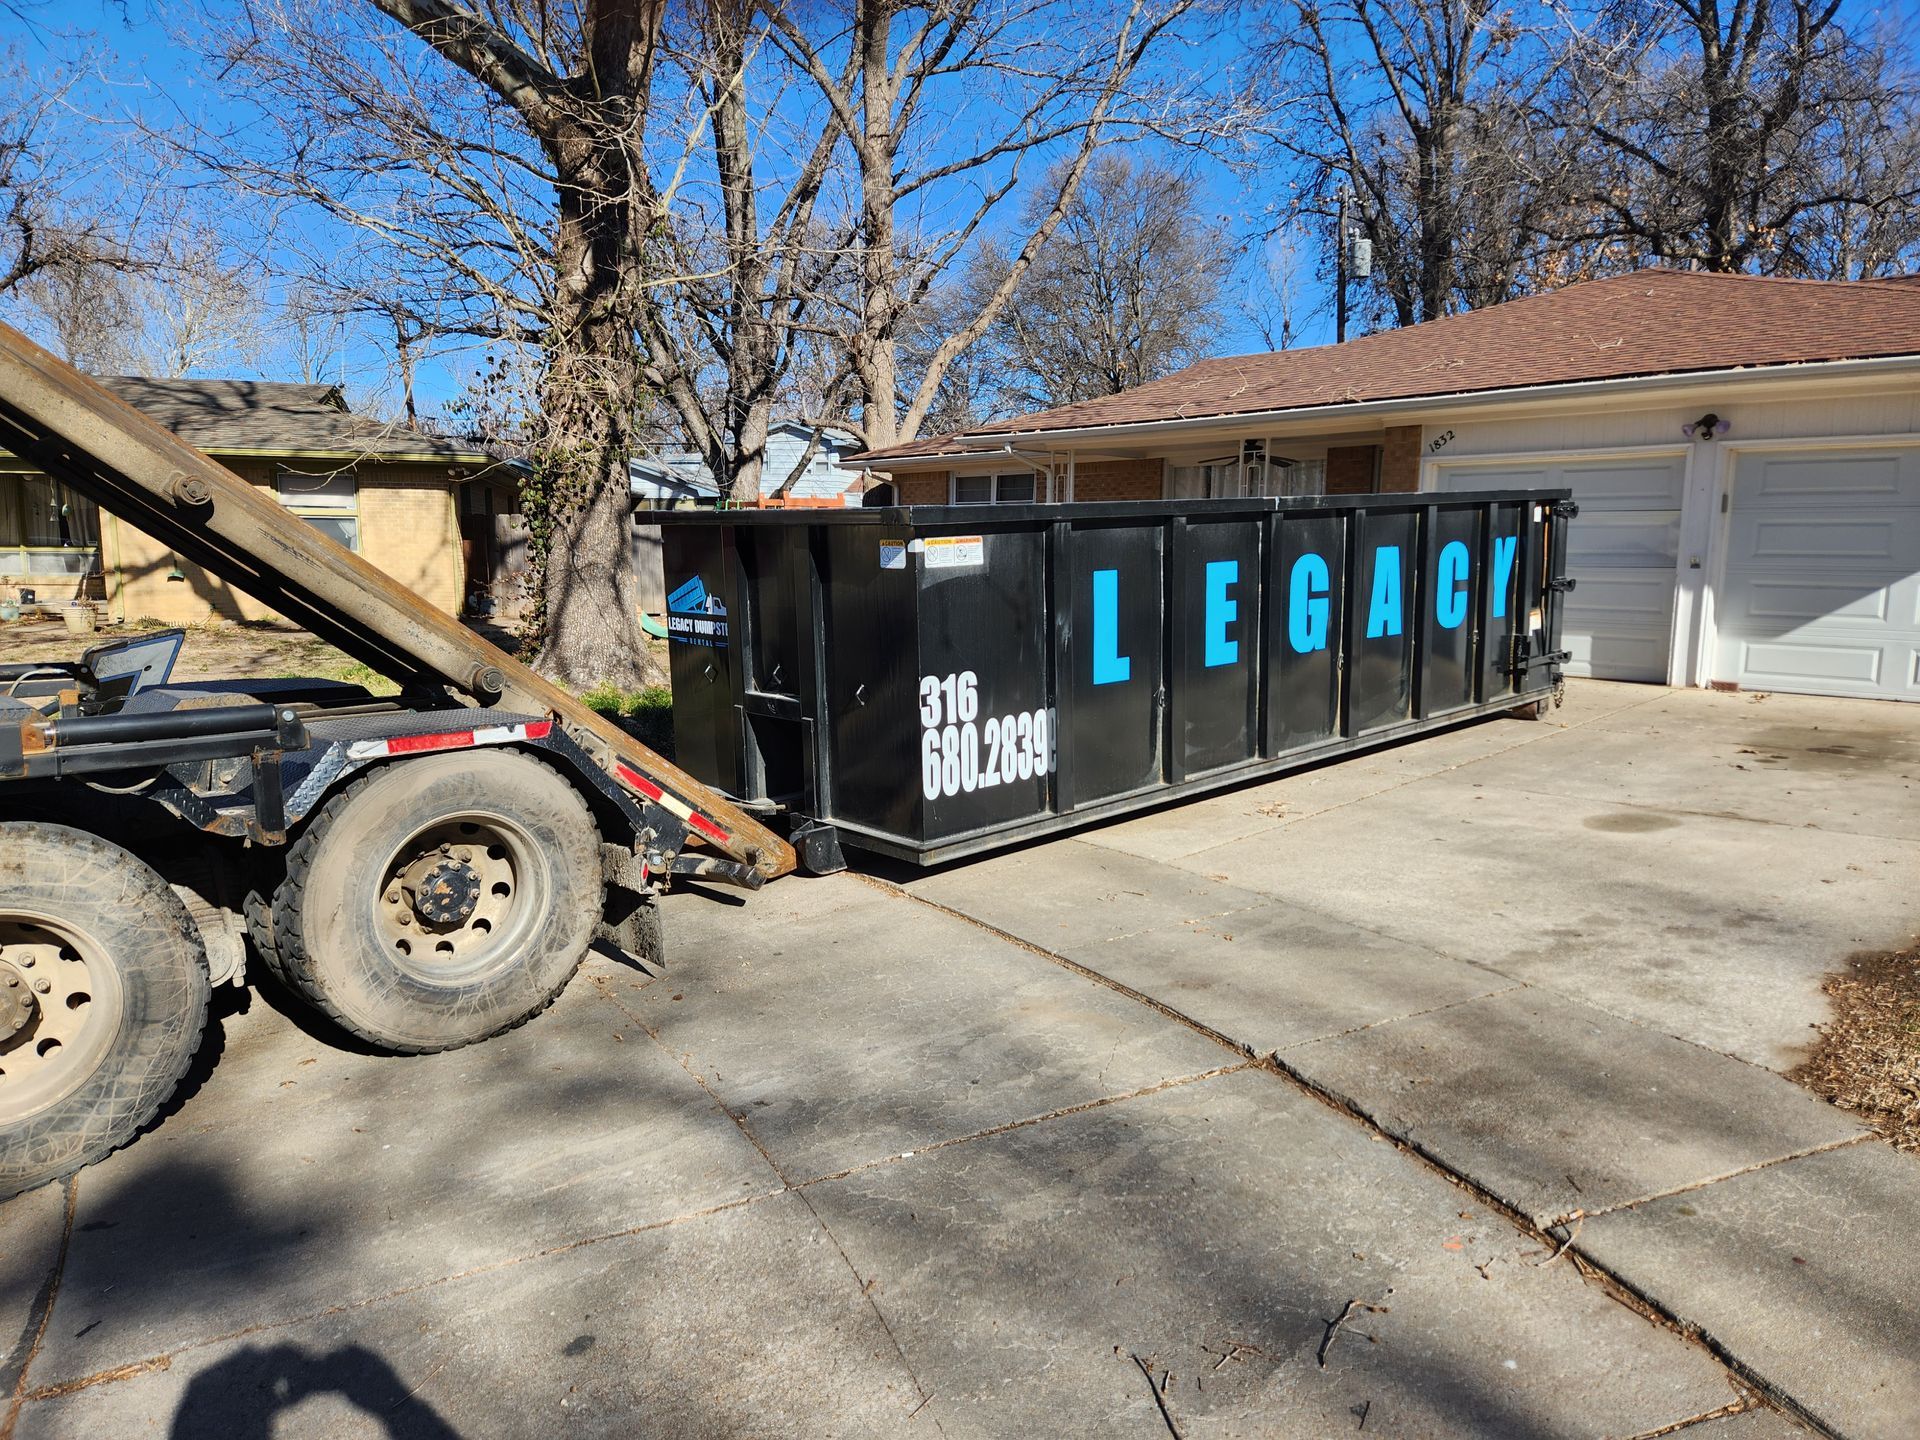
[1683,413,1730,440]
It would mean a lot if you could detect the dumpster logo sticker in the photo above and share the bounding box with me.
[666,575,729,648]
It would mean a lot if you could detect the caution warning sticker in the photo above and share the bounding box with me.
[922,535,985,569]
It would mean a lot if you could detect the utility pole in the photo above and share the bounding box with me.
[1335,188,1349,344]
[1334,187,1371,344]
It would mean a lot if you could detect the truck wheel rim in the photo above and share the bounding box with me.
[374,815,548,986]
[0,914,127,1124]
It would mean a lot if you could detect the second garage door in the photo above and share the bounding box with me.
[1714,447,1920,702]
[1436,455,1686,681]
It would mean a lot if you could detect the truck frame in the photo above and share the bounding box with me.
[0,324,795,1197]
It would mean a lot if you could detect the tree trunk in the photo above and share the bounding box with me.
[855,1,900,452]
[527,164,656,690]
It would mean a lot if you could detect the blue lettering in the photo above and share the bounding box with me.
[1436,540,1470,630]
[1491,535,1518,619]
[1288,553,1330,654]
[1366,546,1403,639]
[1204,561,1239,667]
[1092,568,1131,684]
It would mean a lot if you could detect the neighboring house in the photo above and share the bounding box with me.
[0,376,501,626]
[629,451,720,507]
[851,269,1920,703]
[630,421,865,507]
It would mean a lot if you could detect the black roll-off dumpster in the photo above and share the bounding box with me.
[658,491,1574,868]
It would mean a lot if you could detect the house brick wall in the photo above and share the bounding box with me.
[1070,459,1162,500]
[1380,426,1422,492]
[894,474,949,506]
[1325,445,1379,494]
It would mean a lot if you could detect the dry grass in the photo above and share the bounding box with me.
[1793,943,1920,1151]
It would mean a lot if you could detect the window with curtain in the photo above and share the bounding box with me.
[0,474,101,574]
[277,466,361,551]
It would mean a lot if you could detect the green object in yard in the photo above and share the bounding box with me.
[641,611,668,640]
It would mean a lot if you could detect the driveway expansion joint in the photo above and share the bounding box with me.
[1544,1133,1876,1229]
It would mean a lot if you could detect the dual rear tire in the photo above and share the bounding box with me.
[2,748,633,1197]
[268,749,606,1054]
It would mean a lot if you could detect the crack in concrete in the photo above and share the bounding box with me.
[1554,1133,1875,1228]
[1618,1397,1759,1439]
[13,1187,778,1409]
[1272,982,1534,1052]
[861,872,1853,1438]
[587,973,955,1433]
[0,1175,76,1440]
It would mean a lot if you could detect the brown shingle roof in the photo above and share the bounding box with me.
[859,269,1920,462]
[96,376,484,459]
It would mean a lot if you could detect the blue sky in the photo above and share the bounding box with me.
[0,2,1344,415]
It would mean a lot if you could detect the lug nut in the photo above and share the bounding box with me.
[456,848,473,863]
[32,978,50,994]
[397,914,412,927]
[385,890,400,904]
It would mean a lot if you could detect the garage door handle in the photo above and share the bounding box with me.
[1548,577,1577,592]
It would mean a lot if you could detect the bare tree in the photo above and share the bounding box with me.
[969,151,1232,412]
[1571,0,1920,277]
[767,0,1224,451]
[177,0,679,687]
[633,2,856,501]
[18,211,267,377]
[0,47,137,298]
[1260,0,1576,330]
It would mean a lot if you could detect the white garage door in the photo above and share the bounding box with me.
[1715,448,1920,701]
[1437,455,1685,681]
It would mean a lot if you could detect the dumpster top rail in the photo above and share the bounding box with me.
[651,491,1570,526]
[0,321,794,880]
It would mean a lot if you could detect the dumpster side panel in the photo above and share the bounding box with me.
[1268,512,1349,753]
[1420,502,1482,716]
[821,525,922,840]
[664,526,743,796]
[1068,523,1165,804]
[1481,501,1528,704]
[1348,508,1419,735]
[1175,517,1262,776]
[915,528,1051,839]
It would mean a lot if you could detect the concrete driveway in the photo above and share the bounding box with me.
[2,682,1914,1438]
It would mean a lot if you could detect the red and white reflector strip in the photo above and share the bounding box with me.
[347,720,552,762]
[615,762,733,848]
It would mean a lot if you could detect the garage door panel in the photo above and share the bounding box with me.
[1736,640,1885,687]
[1739,577,1892,625]
[1557,463,1688,506]
[1718,448,1920,701]
[1745,453,1911,503]
[1575,629,1674,679]
[1568,570,1677,624]
[1567,513,1682,567]
[1742,515,1913,564]
[1438,455,1683,682]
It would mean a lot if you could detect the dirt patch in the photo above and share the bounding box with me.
[1,617,397,691]
[1793,943,1920,1151]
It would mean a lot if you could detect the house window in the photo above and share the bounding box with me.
[0,474,101,576]
[277,466,361,551]
[953,472,1039,504]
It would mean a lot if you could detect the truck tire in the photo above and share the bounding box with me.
[0,823,210,1199]
[271,749,602,1053]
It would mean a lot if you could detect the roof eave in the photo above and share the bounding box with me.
[848,353,1920,469]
